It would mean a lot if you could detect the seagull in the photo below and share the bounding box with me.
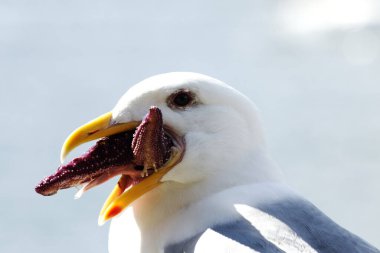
[36,72,379,253]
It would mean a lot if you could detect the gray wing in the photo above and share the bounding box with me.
[257,197,379,253]
[165,218,286,253]
[165,197,379,253]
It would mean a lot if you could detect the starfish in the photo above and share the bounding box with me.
[35,107,173,197]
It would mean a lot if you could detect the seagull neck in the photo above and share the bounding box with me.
[132,149,282,231]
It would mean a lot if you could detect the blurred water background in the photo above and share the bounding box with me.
[0,0,379,252]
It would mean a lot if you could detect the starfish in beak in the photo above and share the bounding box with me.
[35,106,185,225]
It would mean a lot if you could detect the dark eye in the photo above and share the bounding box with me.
[174,92,191,106]
[167,89,196,109]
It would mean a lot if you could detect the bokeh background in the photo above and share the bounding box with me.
[1,0,379,252]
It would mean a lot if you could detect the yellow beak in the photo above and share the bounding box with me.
[60,112,139,163]
[60,112,182,225]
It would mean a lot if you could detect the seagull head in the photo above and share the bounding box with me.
[36,72,280,226]
[112,72,269,182]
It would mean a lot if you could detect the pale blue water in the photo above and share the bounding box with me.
[1,1,379,252]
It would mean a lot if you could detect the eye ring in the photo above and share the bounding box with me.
[167,89,196,109]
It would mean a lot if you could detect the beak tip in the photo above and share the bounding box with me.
[60,152,66,164]
[60,144,68,163]
[98,216,106,226]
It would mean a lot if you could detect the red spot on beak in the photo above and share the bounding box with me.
[106,206,122,219]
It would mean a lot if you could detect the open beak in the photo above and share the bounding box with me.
[60,111,184,225]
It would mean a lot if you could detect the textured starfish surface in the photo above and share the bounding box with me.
[132,107,172,176]
[35,107,172,196]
